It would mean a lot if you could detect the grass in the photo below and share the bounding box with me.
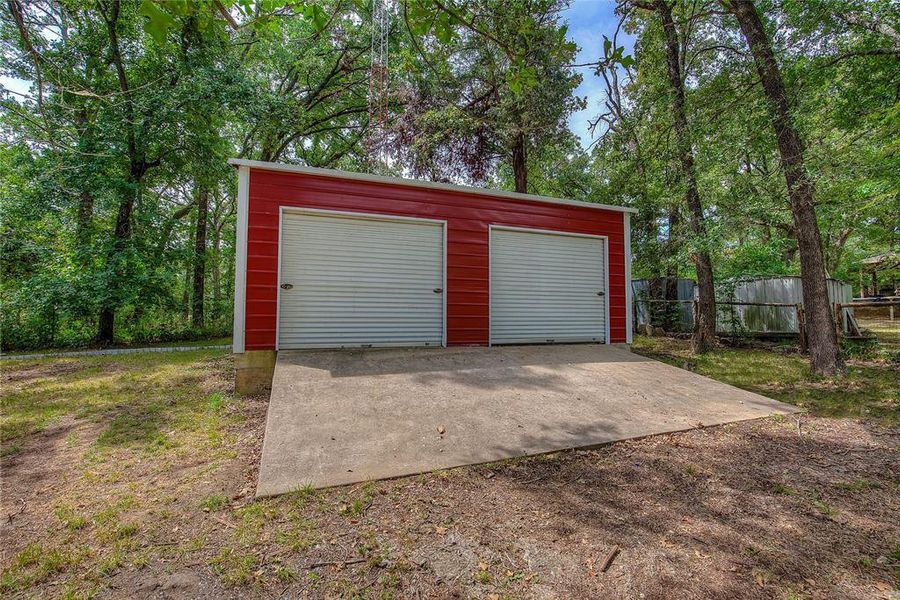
[771,482,797,496]
[855,316,900,350]
[340,482,376,517]
[808,492,838,518]
[54,505,88,531]
[2,339,896,597]
[275,565,299,582]
[834,479,877,492]
[209,548,259,586]
[1,444,22,457]
[631,336,899,427]
[0,349,234,457]
[0,544,72,593]
[201,494,229,512]
[0,349,239,596]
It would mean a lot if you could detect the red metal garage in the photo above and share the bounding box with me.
[230,159,635,356]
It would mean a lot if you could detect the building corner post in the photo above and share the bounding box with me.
[233,166,250,355]
[624,212,633,344]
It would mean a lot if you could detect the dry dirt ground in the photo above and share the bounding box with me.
[1,348,898,599]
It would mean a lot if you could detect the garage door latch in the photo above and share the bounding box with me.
[596,291,605,297]
[280,283,293,290]
[433,288,443,293]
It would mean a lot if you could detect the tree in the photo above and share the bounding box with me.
[399,0,583,192]
[632,0,717,352]
[1,0,896,354]
[236,4,372,166]
[192,185,209,327]
[2,0,249,345]
[724,0,845,375]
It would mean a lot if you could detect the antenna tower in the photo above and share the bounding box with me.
[368,0,391,169]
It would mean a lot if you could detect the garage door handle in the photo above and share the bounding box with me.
[280,283,293,290]
[433,288,443,293]
[596,291,605,297]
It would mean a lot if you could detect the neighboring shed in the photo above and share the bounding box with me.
[631,278,695,331]
[228,159,636,389]
[716,276,854,334]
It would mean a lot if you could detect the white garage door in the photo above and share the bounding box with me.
[278,211,444,349]
[490,227,607,344]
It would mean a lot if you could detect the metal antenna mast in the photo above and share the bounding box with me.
[368,0,391,169]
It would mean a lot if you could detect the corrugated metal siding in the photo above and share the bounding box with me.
[491,228,606,344]
[278,212,443,349]
[716,277,854,333]
[244,169,628,350]
[631,279,695,330]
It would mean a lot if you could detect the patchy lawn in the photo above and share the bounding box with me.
[632,335,899,427]
[856,315,900,351]
[1,342,898,599]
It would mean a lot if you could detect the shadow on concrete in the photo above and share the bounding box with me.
[259,343,795,494]
[276,343,652,379]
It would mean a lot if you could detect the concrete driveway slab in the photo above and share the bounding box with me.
[256,344,794,496]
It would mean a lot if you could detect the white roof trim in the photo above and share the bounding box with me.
[228,158,638,214]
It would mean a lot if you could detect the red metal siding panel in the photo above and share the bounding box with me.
[243,169,629,350]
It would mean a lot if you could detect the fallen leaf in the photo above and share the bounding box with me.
[437,425,445,434]
[435,526,447,535]
[478,561,488,571]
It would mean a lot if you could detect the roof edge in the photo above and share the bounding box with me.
[228,158,638,214]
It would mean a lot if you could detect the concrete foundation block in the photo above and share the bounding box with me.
[235,350,277,396]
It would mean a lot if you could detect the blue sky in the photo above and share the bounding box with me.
[562,0,634,149]
[1,0,627,149]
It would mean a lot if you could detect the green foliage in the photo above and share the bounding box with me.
[397,0,584,189]
[1,0,896,351]
[587,0,897,300]
[0,0,367,350]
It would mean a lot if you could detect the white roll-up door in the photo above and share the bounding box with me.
[490,227,607,344]
[278,211,444,349]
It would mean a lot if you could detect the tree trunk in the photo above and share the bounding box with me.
[192,186,208,328]
[96,183,138,345]
[96,0,154,346]
[654,0,716,352]
[727,0,845,375]
[183,212,194,322]
[98,307,114,345]
[511,132,528,193]
[211,215,222,320]
[75,191,93,253]
[74,107,94,258]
